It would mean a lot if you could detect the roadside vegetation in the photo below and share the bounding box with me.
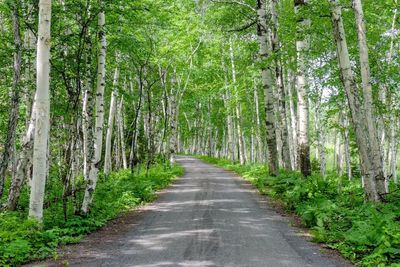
[199,156,400,267]
[0,164,183,266]
[0,0,399,266]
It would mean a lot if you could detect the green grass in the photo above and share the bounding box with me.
[0,164,184,266]
[198,156,400,267]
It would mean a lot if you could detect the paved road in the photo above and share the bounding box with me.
[39,156,350,267]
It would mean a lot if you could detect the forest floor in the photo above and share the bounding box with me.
[28,156,351,267]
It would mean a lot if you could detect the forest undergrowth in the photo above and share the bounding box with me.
[199,156,400,267]
[0,163,183,266]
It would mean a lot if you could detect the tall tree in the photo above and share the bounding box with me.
[81,8,107,214]
[294,0,311,177]
[229,37,246,165]
[29,0,52,221]
[257,0,279,176]
[0,0,23,203]
[104,59,120,176]
[330,0,386,201]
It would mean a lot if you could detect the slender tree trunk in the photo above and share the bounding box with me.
[287,69,298,169]
[117,97,127,169]
[271,0,291,170]
[388,118,398,183]
[334,131,342,175]
[29,0,52,221]
[314,90,326,176]
[145,84,155,173]
[222,56,235,161]
[229,37,246,165]
[169,70,178,164]
[253,79,263,163]
[353,0,386,195]
[257,0,279,175]
[130,76,143,173]
[343,113,352,180]
[6,96,36,210]
[0,1,23,203]
[82,74,92,181]
[104,62,120,176]
[385,4,398,183]
[81,9,107,213]
[6,21,36,210]
[295,0,311,177]
[330,0,385,201]
[207,97,212,157]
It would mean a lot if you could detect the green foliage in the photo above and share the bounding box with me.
[199,156,400,266]
[0,164,183,266]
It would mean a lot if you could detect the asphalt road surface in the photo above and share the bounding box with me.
[35,156,350,267]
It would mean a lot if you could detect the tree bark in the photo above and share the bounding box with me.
[229,37,246,165]
[82,75,93,181]
[117,97,127,169]
[330,0,385,201]
[0,1,23,203]
[353,0,386,196]
[287,69,298,169]
[169,69,178,164]
[257,0,279,175]
[29,0,52,222]
[253,78,263,163]
[104,62,120,176]
[81,9,107,213]
[314,88,326,177]
[271,0,291,170]
[294,0,311,177]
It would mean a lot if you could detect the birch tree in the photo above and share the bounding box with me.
[82,9,107,213]
[29,0,52,221]
[104,61,120,176]
[330,0,386,201]
[0,1,22,203]
[229,37,246,165]
[294,0,311,177]
[257,0,279,175]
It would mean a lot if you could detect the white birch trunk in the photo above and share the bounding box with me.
[353,0,386,196]
[169,71,178,165]
[229,37,246,165]
[295,0,311,177]
[253,79,263,163]
[314,90,326,177]
[82,84,91,180]
[343,113,352,180]
[81,10,106,213]
[117,98,127,169]
[257,0,279,175]
[330,0,385,201]
[29,0,52,221]
[287,70,298,169]
[104,63,120,176]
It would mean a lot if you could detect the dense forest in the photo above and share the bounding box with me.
[0,0,400,266]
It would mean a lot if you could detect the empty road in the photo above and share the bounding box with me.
[36,156,350,267]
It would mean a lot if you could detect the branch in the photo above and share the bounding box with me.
[228,19,257,32]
